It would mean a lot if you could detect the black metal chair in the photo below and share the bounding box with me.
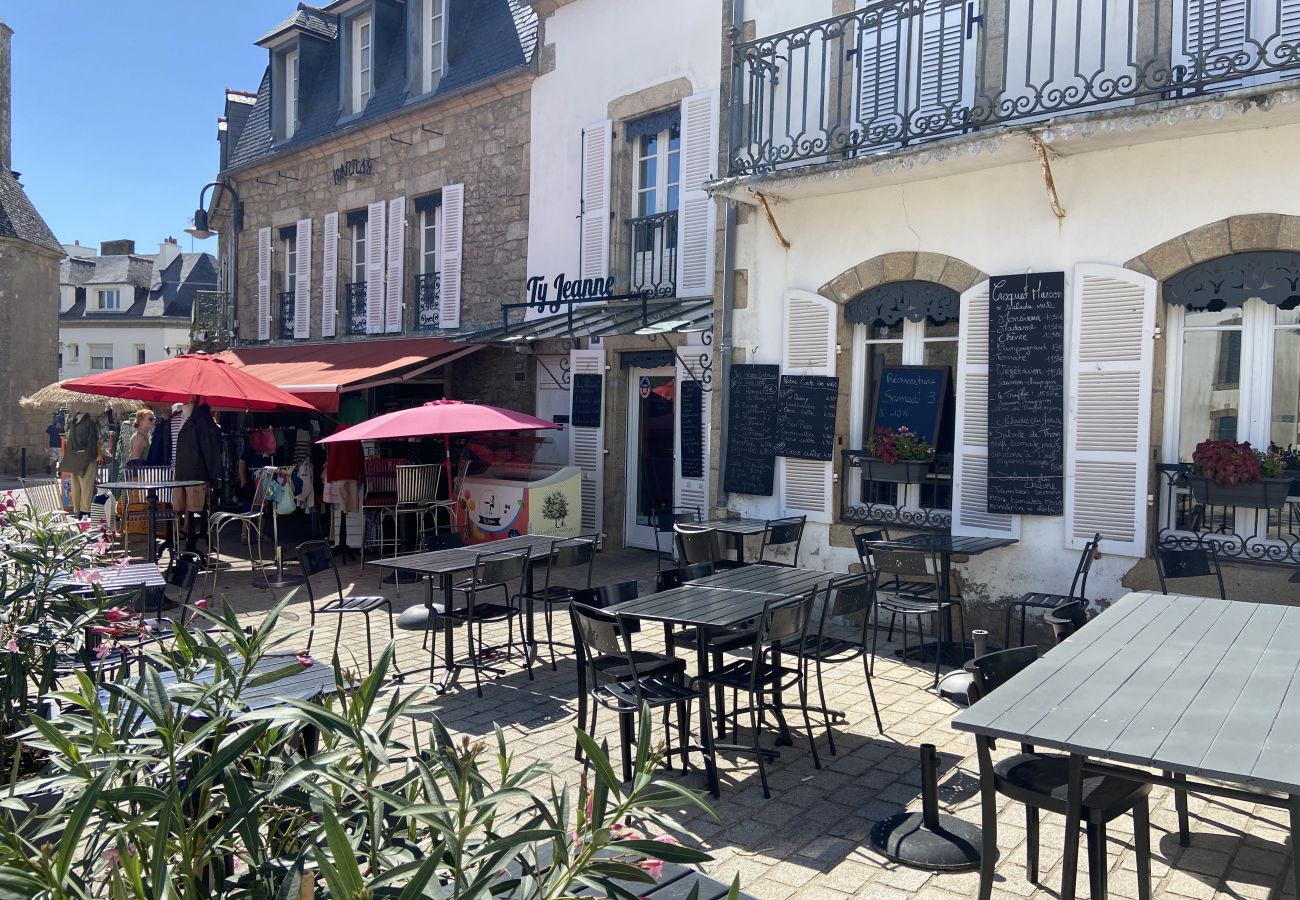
[757,515,806,567]
[1004,533,1100,648]
[444,547,532,696]
[871,547,966,686]
[655,561,714,594]
[674,525,744,571]
[789,573,884,749]
[651,506,701,572]
[1044,601,1088,644]
[570,603,711,788]
[691,592,821,799]
[519,537,597,670]
[394,530,467,651]
[970,647,1154,900]
[296,539,394,671]
[1154,542,1227,600]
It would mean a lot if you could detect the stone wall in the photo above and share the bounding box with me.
[447,347,535,411]
[226,73,532,341]
[0,238,60,474]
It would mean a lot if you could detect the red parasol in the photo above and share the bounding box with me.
[318,399,560,444]
[63,353,318,412]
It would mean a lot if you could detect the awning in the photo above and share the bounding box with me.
[217,338,478,412]
[451,297,713,344]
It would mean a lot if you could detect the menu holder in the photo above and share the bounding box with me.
[680,380,704,479]
[723,364,779,496]
[775,375,839,461]
[570,374,602,429]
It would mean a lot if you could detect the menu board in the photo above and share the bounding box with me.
[570,374,602,429]
[871,366,949,445]
[775,375,839,461]
[723,364,779,496]
[987,272,1066,515]
[679,380,704,479]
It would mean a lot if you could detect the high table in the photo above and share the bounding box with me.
[98,479,205,565]
[953,591,1300,900]
[695,518,768,565]
[369,534,558,692]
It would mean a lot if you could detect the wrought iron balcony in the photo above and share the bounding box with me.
[414,271,441,330]
[191,290,231,350]
[344,282,367,336]
[731,0,1300,176]
[1155,463,1300,566]
[627,211,677,298]
[839,448,954,531]
[277,290,295,340]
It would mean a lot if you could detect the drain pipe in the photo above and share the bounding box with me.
[715,0,745,511]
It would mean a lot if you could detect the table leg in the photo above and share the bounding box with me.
[1061,753,1084,900]
[1289,795,1300,897]
[976,735,999,900]
[147,489,159,565]
[437,572,456,693]
[770,641,792,746]
[732,533,745,566]
[524,559,537,667]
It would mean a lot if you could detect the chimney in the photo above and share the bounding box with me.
[100,239,135,256]
[156,236,181,270]
[0,20,12,173]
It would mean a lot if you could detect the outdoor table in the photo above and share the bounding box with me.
[98,479,205,565]
[953,590,1300,900]
[58,562,170,619]
[369,534,558,692]
[696,517,768,565]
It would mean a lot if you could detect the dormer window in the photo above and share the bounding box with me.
[97,289,121,311]
[352,15,373,112]
[284,48,299,138]
[424,0,446,93]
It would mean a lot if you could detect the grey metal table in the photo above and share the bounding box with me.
[696,517,769,565]
[370,534,557,692]
[954,590,1300,900]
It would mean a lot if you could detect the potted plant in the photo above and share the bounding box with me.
[860,426,935,484]
[1272,443,1300,499]
[1183,439,1293,510]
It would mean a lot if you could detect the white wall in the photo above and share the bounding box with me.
[58,322,191,380]
[727,117,1300,601]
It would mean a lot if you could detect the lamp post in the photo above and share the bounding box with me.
[186,181,243,347]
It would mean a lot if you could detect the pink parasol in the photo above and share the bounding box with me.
[317,399,560,444]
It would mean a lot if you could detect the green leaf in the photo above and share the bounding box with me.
[271,848,310,900]
[317,804,365,895]
[191,722,270,788]
[608,839,711,864]
[574,728,620,798]
[55,767,109,881]
[0,869,48,899]
[727,873,741,900]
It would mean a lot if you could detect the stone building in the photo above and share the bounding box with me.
[0,19,64,476]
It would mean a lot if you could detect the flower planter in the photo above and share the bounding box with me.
[1286,467,1300,500]
[859,457,933,484]
[1184,473,1293,511]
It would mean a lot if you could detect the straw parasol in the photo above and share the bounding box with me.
[20,380,153,418]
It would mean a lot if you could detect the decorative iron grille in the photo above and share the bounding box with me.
[839,449,954,530]
[345,283,367,336]
[277,291,295,340]
[1155,463,1300,565]
[414,271,441,330]
[191,290,231,350]
[627,211,677,298]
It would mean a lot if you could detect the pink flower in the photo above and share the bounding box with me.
[95,643,111,659]
[654,835,681,846]
[113,557,130,570]
[91,625,124,637]
[296,653,314,668]
[637,859,664,880]
[72,568,88,582]
[84,571,102,585]
[92,539,111,555]
[104,607,130,623]
[78,521,91,533]
[102,847,121,868]
[3,638,18,653]
[194,598,209,610]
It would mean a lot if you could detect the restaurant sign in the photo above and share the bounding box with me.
[333,157,375,185]
[526,273,615,312]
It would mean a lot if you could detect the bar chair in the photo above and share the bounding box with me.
[207,467,274,600]
[381,463,443,595]
[519,536,597,671]
[1154,542,1227,600]
[428,457,471,535]
[359,458,405,571]
[871,546,967,687]
[118,465,178,558]
[296,539,394,671]
[756,515,806,567]
[442,547,532,696]
[1004,532,1099,648]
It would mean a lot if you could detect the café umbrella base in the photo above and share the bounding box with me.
[869,744,984,872]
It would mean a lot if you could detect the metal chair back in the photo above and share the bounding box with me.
[550,536,597,573]
[758,592,814,648]
[473,548,531,588]
[1154,544,1226,600]
[570,602,628,660]
[124,465,176,507]
[759,515,806,565]
[968,646,1040,702]
[422,531,464,552]
[296,539,344,609]
[598,580,639,607]
[362,458,404,505]
[395,463,441,507]
[871,547,934,582]
[166,552,201,624]
[652,506,700,568]
[851,525,891,569]
[1066,532,1101,602]
[18,478,64,516]
[674,525,717,567]
[1044,601,1088,644]
[825,571,877,620]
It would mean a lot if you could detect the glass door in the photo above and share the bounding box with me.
[625,367,676,550]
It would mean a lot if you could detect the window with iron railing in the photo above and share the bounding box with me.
[277,291,295,340]
[345,283,367,335]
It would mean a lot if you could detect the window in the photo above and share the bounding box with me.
[284,48,299,138]
[634,125,681,217]
[420,202,441,275]
[424,0,445,93]
[135,345,146,365]
[97,289,121,310]
[352,15,372,112]
[351,220,366,284]
[89,344,113,372]
[284,234,297,288]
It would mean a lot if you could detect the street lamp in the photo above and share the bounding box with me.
[185,181,243,240]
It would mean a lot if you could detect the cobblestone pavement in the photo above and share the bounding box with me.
[198,543,1294,900]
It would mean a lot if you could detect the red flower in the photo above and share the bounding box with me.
[104,607,130,623]
[77,521,92,533]
[296,653,314,668]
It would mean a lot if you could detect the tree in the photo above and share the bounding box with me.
[542,490,569,527]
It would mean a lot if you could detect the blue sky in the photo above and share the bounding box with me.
[4,2,277,256]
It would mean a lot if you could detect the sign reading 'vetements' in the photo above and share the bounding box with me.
[987,272,1066,515]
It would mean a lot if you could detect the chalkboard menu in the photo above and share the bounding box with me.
[987,272,1066,515]
[723,364,779,496]
[680,380,704,479]
[775,375,839,461]
[871,366,949,445]
[570,374,603,429]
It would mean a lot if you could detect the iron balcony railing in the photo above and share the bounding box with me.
[344,282,367,336]
[731,0,1300,175]
[627,211,677,298]
[414,271,441,330]
[839,448,954,531]
[1155,463,1300,565]
[277,291,295,340]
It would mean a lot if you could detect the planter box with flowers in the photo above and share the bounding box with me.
[1182,439,1293,511]
[859,426,935,484]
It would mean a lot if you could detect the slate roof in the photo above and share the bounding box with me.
[82,254,155,288]
[226,0,537,172]
[60,252,218,321]
[0,168,61,254]
[258,4,339,45]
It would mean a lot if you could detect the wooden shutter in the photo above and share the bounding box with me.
[952,281,1021,538]
[293,218,312,339]
[1065,264,1156,556]
[674,336,712,513]
[256,227,271,341]
[569,348,605,539]
[857,5,902,132]
[916,1,969,116]
[384,196,405,333]
[1180,0,1248,88]
[438,183,463,329]
[579,120,611,280]
[675,92,717,298]
[779,291,836,523]
[321,212,338,337]
[365,201,386,334]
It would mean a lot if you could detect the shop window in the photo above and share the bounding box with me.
[135,345,146,365]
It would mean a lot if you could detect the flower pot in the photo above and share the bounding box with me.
[860,457,933,484]
[1184,473,1293,511]
[1286,467,1300,500]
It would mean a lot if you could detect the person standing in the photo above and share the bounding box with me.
[173,402,222,547]
[59,411,99,517]
[127,409,155,467]
[145,404,177,467]
[44,415,62,476]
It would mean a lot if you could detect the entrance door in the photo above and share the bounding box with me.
[625,367,676,550]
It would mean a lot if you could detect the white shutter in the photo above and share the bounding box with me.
[1179,0,1248,88]
[857,4,902,133]
[579,120,611,280]
[674,336,712,513]
[916,1,970,116]
[1065,264,1156,557]
[952,281,1021,538]
[321,212,338,337]
[365,201,386,334]
[779,291,836,523]
[569,348,605,539]
[675,92,718,298]
[294,218,312,339]
[857,1,971,134]
[256,227,271,341]
[384,196,406,334]
[438,183,463,329]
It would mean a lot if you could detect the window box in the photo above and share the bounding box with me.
[855,456,933,484]
[1182,473,1293,511]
